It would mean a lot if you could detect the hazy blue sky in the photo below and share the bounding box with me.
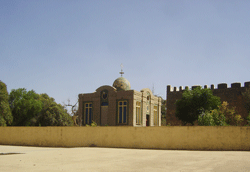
[1,1,250,110]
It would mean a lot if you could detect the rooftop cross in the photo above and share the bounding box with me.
[119,63,124,76]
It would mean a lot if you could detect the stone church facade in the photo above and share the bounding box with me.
[78,73,162,127]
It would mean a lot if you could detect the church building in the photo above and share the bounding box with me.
[78,68,162,127]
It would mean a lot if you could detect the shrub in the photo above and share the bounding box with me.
[86,121,97,127]
[198,101,243,126]
[198,111,215,126]
[210,109,227,126]
[219,101,243,126]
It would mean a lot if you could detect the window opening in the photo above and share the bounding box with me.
[118,101,127,124]
[85,103,92,125]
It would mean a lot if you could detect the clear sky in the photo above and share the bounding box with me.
[1,0,250,110]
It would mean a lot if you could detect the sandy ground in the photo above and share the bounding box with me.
[0,145,250,172]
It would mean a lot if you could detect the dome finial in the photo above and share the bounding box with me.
[119,63,124,77]
[113,64,131,91]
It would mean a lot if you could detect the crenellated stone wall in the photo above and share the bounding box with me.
[166,81,250,126]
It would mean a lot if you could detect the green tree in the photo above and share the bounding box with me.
[0,81,13,126]
[9,89,73,126]
[9,88,43,126]
[175,87,221,125]
[36,94,73,126]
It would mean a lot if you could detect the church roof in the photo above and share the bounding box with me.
[113,77,131,91]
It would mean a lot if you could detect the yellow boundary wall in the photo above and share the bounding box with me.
[0,126,250,150]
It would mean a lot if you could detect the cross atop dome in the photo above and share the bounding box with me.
[119,63,124,76]
[113,63,131,91]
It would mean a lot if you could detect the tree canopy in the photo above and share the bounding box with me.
[0,81,13,126]
[36,93,73,126]
[175,87,221,125]
[9,88,73,126]
[9,88,43,126]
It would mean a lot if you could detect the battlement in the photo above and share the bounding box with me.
[167,81,250,93]
[166,80,250,126]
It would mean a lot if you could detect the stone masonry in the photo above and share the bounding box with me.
[166,81,250,125]
[78,86,161,127]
